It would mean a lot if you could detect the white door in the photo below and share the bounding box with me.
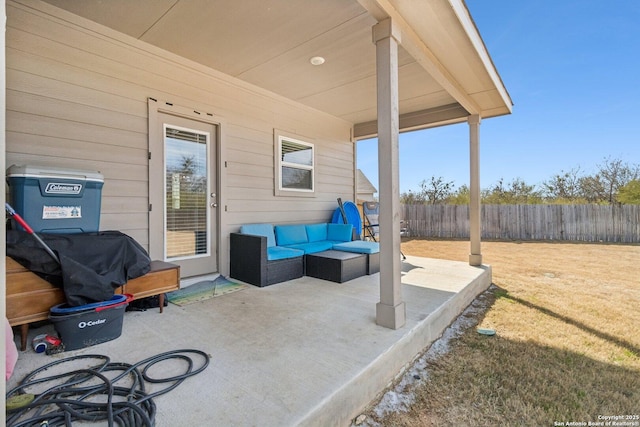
[151,111,218,277]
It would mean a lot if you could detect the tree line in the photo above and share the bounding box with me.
[400,157,640,205]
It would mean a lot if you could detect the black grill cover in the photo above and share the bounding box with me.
[7,230,151,306]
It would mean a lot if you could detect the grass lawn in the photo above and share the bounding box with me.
[364,239,640,426]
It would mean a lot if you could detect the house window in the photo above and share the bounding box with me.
[276,134,314,195]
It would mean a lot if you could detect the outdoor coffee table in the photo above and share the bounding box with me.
[331,241,380,275]
[305,250,367,283]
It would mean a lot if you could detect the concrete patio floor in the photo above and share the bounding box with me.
[7,255,491,426]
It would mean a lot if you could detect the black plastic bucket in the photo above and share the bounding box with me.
[49,294,131,351]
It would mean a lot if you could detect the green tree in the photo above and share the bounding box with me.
[542,167,584,202]
[420,176,454,204]
[578,175,607,203]
[400,190,424,204]
[447,185,470,205]
[482,178,542,204]
[580,157,640,204]
[400,176,454,204]
[616,180,640,204]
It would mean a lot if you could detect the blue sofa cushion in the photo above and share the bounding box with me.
[327,223,353,242]
[275,224,308,246]
[333,240,380,254]
[267,246,304,261]
[241,223,276,247]
[286,241,334,254]
[305,223,328,242]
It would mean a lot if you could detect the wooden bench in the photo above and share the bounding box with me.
[6,257,180,351]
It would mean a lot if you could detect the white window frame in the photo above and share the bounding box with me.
[275,132,315,197]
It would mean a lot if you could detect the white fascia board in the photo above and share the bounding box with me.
[449,0,513,114]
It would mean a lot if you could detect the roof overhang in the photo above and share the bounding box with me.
[39,0,512,136]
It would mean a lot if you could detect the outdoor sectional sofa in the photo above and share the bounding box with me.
[230,222,379,287]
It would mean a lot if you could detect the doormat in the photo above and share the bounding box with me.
[166,276,249,306]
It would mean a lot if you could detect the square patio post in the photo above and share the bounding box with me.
[373,19,406,329]
[469,114,482,266]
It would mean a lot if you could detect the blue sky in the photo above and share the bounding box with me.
[357,1,640,194]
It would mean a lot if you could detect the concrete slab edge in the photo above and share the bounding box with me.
[297,265,492,426]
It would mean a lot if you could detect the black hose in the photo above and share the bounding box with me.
[5,349,210,427]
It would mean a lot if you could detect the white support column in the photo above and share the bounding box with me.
[373,19,406,329]
[468,114,482,266]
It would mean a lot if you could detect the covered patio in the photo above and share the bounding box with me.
[7,256,490,426]
[1,0,512,329]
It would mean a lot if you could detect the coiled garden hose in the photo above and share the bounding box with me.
[6,349,210,427]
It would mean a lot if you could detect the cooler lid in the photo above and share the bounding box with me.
[6,164,104,182]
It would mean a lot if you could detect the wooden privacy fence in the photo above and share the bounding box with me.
[401,204,640,243]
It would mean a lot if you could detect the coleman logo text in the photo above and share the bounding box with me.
[45,183,83,195]
[78,319,106,329]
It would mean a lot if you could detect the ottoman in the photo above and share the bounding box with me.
[305,250,367,283]
[331,241,380,275]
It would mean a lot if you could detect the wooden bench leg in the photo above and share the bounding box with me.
[20,324,29,351]
[158,293,165,313]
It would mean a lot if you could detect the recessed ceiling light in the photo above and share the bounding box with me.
[310,56,325,66]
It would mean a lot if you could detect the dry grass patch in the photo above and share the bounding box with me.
[365,240,640,426]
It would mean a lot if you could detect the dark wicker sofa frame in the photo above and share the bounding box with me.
[230,232,304,287]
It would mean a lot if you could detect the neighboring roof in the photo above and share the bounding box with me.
[357,169,377,195]
[38,0,512,135]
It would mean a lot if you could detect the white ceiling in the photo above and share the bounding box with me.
[40,0,512,136]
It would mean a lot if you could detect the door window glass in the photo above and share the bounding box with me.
[165,126,209,259]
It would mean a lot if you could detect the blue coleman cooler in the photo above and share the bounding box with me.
[49,294,131,351]
[6,164,104,234]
